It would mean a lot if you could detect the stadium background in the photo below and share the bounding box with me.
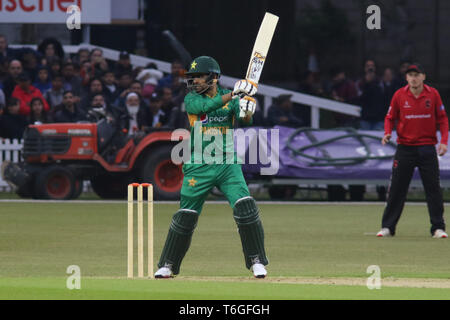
[1,0,448,100]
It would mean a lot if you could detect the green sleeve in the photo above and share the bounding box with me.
[184,92,224,115]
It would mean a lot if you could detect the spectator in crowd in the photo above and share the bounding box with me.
[393,60,410,90]
[80,60,92,86]
[158,86,176,124]
[12,72,50,116]
[89,48,109,79]
[61,62,82,96]
[267,94,304,128]
[330,68,358,103]
[20,48,40,82]
[85,93,119,123]
[72,48,90,65]
[28,97,51,124]
[0,98,28,139]
[53,90,86,123]
[356,59,385,130]
[130,80,145,97]
[138,91,165,131]
[157,60,184,90]
[90,93,108,110]
[2,60,23,99]
[114,51,133,77]
[72,61,82,78]
[48,58,62,78]
[329,67,358,127]
[102,70,117,99]
[0,34,19,65]
[136,63,164,99]
[37,38,65,63]
[115,80,154,127]
[44,74,65,108]
[33,66,52,94]
[123,92,142,135]
[113,72,134,105]
[381,67,397,112]
[80,78,109,111]
[296,70,324,126]
[298,70,325,97]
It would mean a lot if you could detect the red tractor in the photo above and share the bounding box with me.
[2,116,186,200]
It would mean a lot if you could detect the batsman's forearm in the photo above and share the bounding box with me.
[185,94,229,114]
[239,115,253,126]
[222,92,233,104]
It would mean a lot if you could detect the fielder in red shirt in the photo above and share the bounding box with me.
[377,63,448,238]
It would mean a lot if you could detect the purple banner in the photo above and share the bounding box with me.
[240,126,450,181]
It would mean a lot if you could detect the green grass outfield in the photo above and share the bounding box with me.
[1,201,450,299]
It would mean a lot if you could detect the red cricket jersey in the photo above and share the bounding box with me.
[384,84,449,146]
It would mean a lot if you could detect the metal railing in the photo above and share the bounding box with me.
[10,43,361,128]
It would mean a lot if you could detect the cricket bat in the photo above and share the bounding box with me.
[240,12,279,117]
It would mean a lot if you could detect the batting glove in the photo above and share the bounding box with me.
[239,96,257,118]
[233,80,257,98]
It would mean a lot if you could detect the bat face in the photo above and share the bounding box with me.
[246,52,266,83]
[240,12,278,118]
[245,12,279,85]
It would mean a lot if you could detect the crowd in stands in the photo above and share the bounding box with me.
[266,58,411,129]
[0,33,414,141]
[0,35,187,140]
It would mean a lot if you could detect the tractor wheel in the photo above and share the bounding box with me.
[17,183,35,198]
[90,174,130,199]
[140,145,183,200]
[34,166,76,200]
[70,179,84,200]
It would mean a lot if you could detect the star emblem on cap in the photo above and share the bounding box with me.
[190,61,197,70]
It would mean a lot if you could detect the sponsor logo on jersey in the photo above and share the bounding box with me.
[404,114,431,119]
[209,116,229,123]
[425,99,431,108]
[403,100,411,108]
[200,114,208,124]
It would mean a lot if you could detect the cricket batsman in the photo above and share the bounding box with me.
[154,56,268,278]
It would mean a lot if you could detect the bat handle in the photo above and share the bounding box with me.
[239,109,246,118]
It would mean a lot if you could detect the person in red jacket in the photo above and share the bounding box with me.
[377,63,449,238]
[11,72,50,116]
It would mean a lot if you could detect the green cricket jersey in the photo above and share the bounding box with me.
[184,85,251,165]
